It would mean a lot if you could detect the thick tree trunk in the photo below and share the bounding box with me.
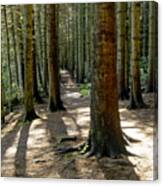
[88,3,126,158]
[116,3,129,100]
[128,2,146,109]
[47,5,65,112]
[24,5,38,121]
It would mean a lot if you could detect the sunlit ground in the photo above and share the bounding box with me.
[1,71,156,180]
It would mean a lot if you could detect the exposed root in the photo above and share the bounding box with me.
[59,136,77,143]
[55,142,85,154]
[123,132,141,144]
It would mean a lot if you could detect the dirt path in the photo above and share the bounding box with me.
[1,70,157,180]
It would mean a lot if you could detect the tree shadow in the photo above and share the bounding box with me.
[96,156,140,180]
[1,120,21,161]
[14,122,32,177]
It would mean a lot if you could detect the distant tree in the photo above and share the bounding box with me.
[24,5,38,121]
[43,5,49,95]
[10,6,19,87]
[88,3,127,157]
[47,4,65,111]
[146,2,157,93]
[32,19,43,103]
[128,2,146,109]
[116,2,129,100]
[3,6,12,111]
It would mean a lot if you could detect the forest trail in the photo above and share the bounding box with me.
[1,70,156,180]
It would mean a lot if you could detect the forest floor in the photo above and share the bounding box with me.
[1,70,157,180]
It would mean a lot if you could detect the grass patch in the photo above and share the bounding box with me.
[79,84,90,96]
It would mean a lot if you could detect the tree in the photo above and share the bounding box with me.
[116,2,129,100]
[87,3,126,157]
[32,19,43,103]
[128,2,146,109]
[10,6,19,87]
[43,5,49,95]
[3,6,13,111]
[24,5,38,121]
[47,4,65,112]
[146,2,157,92]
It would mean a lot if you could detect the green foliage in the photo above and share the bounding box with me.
[79,83,90,96]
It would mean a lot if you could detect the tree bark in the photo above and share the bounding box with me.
[88,3,126,158]
[128,2,146,109]
[146,2,157,93]
[47,5,65,112]
[43,5,49,95]
[116,2,129,100]
[3,6,12,111]
[10,6,19,87]
[24,5,38,121]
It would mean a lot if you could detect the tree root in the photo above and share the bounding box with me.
[55,142,86,154]
[123,132,141,144]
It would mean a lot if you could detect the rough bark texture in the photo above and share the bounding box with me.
[128,2,146,109]
[47,5,65,112]
[24,5,38,121]
[116,2,129,100]
[88,3,126,158]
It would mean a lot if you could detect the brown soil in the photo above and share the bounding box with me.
[1,70,157,180]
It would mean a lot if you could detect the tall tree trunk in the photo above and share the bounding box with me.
[34,5,44,90]
[33,20,43,103]
[10,6,19,87]
[146,2,157,93]
[24,5,38,121]
[43,5,48,95]
[88,3,126,158]
[19,5,25,92]
[75,4,79,82]
[3,6,12,111]
[128,2,146,109]
[141,2,149,63]
[47,5,65,112]
[116,2,129,100]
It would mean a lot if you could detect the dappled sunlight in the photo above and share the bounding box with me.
[1,126,21,176]
[1,70,156,180]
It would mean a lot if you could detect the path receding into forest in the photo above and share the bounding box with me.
[1,70,157,180]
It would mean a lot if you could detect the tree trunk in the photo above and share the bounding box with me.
[128,2,146,109]
[19,5,25,92]
[146,2,157,93]
[32,19,43,103]
[24,5,38,121]
[116,3,129,100]
[3,6,12,111]
[47,5,65,112]
[43,5,48,95]
[10,6,19,87]
[88,3,126,158]
[141,2,149,63]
